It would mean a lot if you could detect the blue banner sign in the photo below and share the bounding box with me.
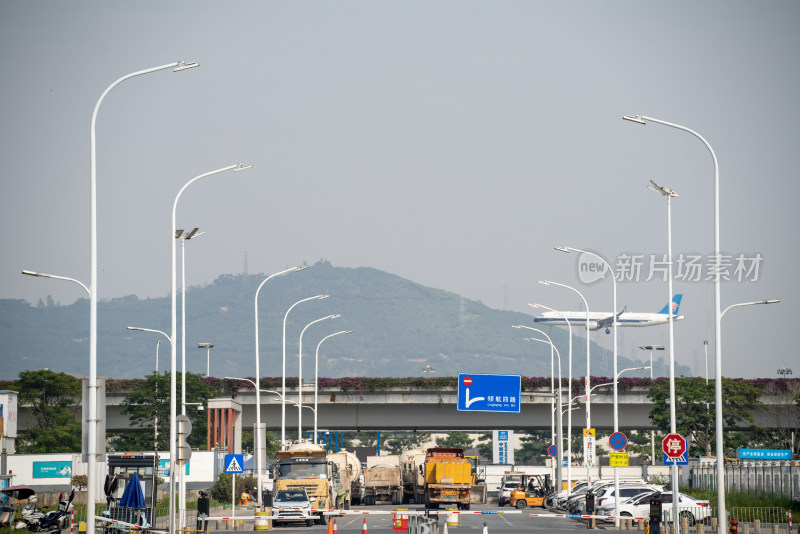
[737,449,791,460]
[33,461,72,478]
[159,458,190,476]
[457,373,521,413]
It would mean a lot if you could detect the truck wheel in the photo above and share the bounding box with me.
[317,513,327,525]
[516,500,526,510]
[345,499,350,510]
[462,503,470,511]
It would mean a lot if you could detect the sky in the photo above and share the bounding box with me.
[1,1,797,379]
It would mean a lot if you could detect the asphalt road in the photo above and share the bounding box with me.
[212,503,611,533]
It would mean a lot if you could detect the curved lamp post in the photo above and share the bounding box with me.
[170,163,250,529]
[253,265,307,508]
[314,330,354,443]
[555,245,621,524]
[90,61,197,534]
[514,325,564,490]
[639,345,665,461]
[281,295,329,448]
[127,327,173,462]
[623,113,723,533]
[539,280,593,485]
[297,314,340,440]
[530,302,573,494]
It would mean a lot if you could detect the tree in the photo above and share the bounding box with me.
[475,432,493,460]
[384,432,431,455]
[647,377,763,456]
[434,431,474,450]
[14,370,82,453]
[118,372,213,451]
[515,431,550,465]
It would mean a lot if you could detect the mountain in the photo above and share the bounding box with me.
[0,260,677,380]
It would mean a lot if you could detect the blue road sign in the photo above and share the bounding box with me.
[224,454,244,474]
[547,444,558,457]
[663,453,688,465]
[737,448,791,460]
[609,432,628,451]
[457,373,521,413]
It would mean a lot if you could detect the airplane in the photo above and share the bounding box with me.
[533,294,683,333]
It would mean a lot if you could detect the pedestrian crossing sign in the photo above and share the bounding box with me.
[224,454,244,474]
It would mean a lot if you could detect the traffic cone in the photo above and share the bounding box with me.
[482,521,489,534]
[327,517,334,534]
[333,518,338,533]
[443,522,449,534]
[362,517,368,533]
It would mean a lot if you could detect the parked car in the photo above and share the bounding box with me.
[593,484,662,512]
[272,489,315,527]
[499,481,523,507]
[599,491,711,526]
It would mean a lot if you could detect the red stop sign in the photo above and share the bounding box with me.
[662,433,687,458]
[462,376,473,387]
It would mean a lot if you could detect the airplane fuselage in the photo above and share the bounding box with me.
[533,311,684,330]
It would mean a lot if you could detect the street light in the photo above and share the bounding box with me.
[90,61,197,534]
[648,178,680,529]
[177,227,203,523]
[127,327,173,460]
[530,302,574,495]
[539,280,593,486]
[639,345,665,461]
[198,343,215,378]
[281,295,329,448]
[313,330,353,443]
[298,314,340,440]
[777,368,793,377]
[421,365,436,376]
[21,270,91,297]
[253,265,307,509]
[721,299,779,318]
[514,326,563,490]
[556,244,622,523]
[622,113,723,533]
[170,164,250,530]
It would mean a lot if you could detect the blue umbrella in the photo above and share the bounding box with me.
[118,472,145,509]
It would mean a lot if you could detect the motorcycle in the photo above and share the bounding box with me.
[15,490,74,533]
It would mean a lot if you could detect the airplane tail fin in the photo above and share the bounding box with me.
[657,294,683,315]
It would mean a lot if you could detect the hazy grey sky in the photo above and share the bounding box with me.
[2,1,796,378]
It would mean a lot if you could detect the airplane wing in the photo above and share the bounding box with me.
[597,306,627,330]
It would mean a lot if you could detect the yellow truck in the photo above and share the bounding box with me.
[423,447,472,510]
[272,443,341,525]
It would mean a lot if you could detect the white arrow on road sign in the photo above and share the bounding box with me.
[465,387,486,408]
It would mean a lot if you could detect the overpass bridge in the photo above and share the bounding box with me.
[98,385,791,434]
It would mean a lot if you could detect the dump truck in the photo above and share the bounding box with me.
[400,448,426,504]
[327,450,362,508]
[465,455,487,504]
[423,447,472,510]
[272,443,341,525]
[363,455,403,505]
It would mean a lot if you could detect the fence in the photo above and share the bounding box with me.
[690,461,800,499]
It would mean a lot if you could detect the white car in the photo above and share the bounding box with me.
[601,491,711,526]
[593,484,662,512]
[272,489,315,527]
[498,482,522,506]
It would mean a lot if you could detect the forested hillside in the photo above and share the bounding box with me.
[0,260,668,380]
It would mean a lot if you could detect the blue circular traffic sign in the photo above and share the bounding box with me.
[609,432,628,451]
[547,444,558,457]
